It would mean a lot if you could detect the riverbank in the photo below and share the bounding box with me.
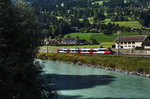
[36,53,150,78]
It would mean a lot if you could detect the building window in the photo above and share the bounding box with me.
[132,42,135,44]
[128,46,131,47]
[128,42,131,44]
[124,42,127,44]
[132,46,135,47]
[121,42,123,44]
[124,46,127,47]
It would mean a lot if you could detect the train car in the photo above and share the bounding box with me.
[57,48,114,54]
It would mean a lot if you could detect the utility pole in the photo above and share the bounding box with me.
[117,30,121,56]
[75,37,77,53]
[46,41,49,53]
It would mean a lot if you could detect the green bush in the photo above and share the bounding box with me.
[109,63,116,68]
[135,46,144,50]
[137,67,144,73]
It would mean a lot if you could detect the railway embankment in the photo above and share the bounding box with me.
[37,53,150,78]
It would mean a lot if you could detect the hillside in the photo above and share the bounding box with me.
[25,0,150,40]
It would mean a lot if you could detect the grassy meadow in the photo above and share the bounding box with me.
[65,32,139,42]
[40,42,115,50]
[40,45,100,50]
[37,53,150,74]
[111,21,143,28]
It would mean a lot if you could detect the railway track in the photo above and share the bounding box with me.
[119,54,150,58]
[97,53,150,58]
[75,53,150,58]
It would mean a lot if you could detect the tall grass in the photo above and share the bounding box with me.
[37,53,150,74]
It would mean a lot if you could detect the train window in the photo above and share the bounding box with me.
[108,48,112,50]
[64,50,70,51]
[59,49,63,51]
[99,50,105,51]
[89,50,97,52]
[83,50,86,52]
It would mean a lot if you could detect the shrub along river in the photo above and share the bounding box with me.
[38,59,150,99]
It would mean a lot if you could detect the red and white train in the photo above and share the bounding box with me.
[57,48,114,54]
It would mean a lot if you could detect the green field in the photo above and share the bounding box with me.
[41,43,111,49]
[111,21,143,28]
[40,42,115,51]
[65,32,139,42]
[40,45,100,50]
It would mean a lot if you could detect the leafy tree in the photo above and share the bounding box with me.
[89,38,99,44]
[83,18,90,28]
[66,35,71,38]
[0,0,55,98]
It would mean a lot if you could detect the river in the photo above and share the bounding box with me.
[39,60,150,99]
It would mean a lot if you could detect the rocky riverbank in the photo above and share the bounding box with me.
[63,61,150,78]
[37,53,150,78]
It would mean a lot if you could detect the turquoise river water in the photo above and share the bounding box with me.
[39,60,150,99]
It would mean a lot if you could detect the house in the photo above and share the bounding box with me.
[72,27,79,31]
[61,37,77,45]
[115,35,148,49]
[48,39,58,45]
[45,39,58,45]
[131,27,139,32]
[144,46,150,54]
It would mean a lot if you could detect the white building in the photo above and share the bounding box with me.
[115,35,148,49]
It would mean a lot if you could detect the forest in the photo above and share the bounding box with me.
[23,0,150,40]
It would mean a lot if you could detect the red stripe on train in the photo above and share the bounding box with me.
[67,49,70,53]
[89,48,94,54]
[78,49,81,53]
[104,51,111,54]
